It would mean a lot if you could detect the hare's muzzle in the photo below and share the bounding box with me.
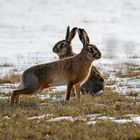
[53,47,59,53]
[95,52,101,59]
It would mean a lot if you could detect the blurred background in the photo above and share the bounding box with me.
[0,0,140,68]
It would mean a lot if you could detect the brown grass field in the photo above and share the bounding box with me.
[0,87,140,140]
[0,64,140,140]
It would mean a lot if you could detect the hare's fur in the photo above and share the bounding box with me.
[11,28,101,105]
[53,26,104,95]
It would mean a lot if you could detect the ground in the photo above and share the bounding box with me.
[0,71,140,139]
[0,56,140,140]
[0,0,140,139]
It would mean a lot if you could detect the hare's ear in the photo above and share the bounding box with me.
[78,28,90,47]
[65,26,70,41]
[82,29,90,46]
[67,27,77,43]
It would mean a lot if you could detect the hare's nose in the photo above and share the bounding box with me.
[96,53,101,59]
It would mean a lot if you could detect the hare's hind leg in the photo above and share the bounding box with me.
[71,87,76,97]
[11,90,19,105]
[75,84,80,101]
[66,83,74,100]
[11,88,37,106]
[14,94,20,104]
[11,73,40,105]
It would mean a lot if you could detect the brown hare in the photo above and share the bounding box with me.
[53,26,104,95]
[11,28,101,105]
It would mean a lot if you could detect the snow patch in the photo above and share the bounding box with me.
[26,113,140,125]
[28,114,54,120]
[48,116,74,122]
[86,121,96,125]
[98,116,115,120]
[112,119,132,124]
[131,116,140,124]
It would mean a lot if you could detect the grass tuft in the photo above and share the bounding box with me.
[0,74,20,84]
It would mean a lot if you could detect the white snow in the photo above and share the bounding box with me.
[130,116,140,124]
[86,114,102,121]
[48,116,74,122]
[26,113,140,126]
[0,96,9,100]
[86,121,96,125]
[3,116,10,120]
[112,119,132,124]
[0,83,18,93]
[0,0,140,67]
[109,77,140,94]
[28,114,54,120]
[97,116,115,120]
[28,115,46,120]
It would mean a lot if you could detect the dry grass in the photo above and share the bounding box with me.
[128,92,140,97]
[0,88,140,140]
[115,63,140,78]
[0,63,13,67]
[116,70,140,78]
[0,74,20,84]
[0,119,140,140]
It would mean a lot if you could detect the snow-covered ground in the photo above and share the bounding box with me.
[0,0,140,65]
[3,113,140,125]
[27,114,140,125]
[0,0,140,94]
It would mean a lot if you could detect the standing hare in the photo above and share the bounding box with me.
[53,26,104,95]
[11,28,101,105]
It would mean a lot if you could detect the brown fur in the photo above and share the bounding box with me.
[53,26,104,95]
[11,28,101,105]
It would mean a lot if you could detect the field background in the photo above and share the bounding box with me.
[0,0,140,139]
[0,0,140,67]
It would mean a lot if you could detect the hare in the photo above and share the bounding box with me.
[53,26,77,96]
[53,26,76,59]
[11,28,101,105]
[53,26,104,95]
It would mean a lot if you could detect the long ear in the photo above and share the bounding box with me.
[81,29,90,45]
[67,27,77,43]
[65,26,70,41]
[78,28,90,47]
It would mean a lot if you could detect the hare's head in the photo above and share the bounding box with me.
[78,28,101,61]
[53,26,77,57]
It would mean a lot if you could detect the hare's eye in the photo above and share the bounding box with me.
[60,46,63,49]
[61,43,65,46]
[89,47,94,52]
